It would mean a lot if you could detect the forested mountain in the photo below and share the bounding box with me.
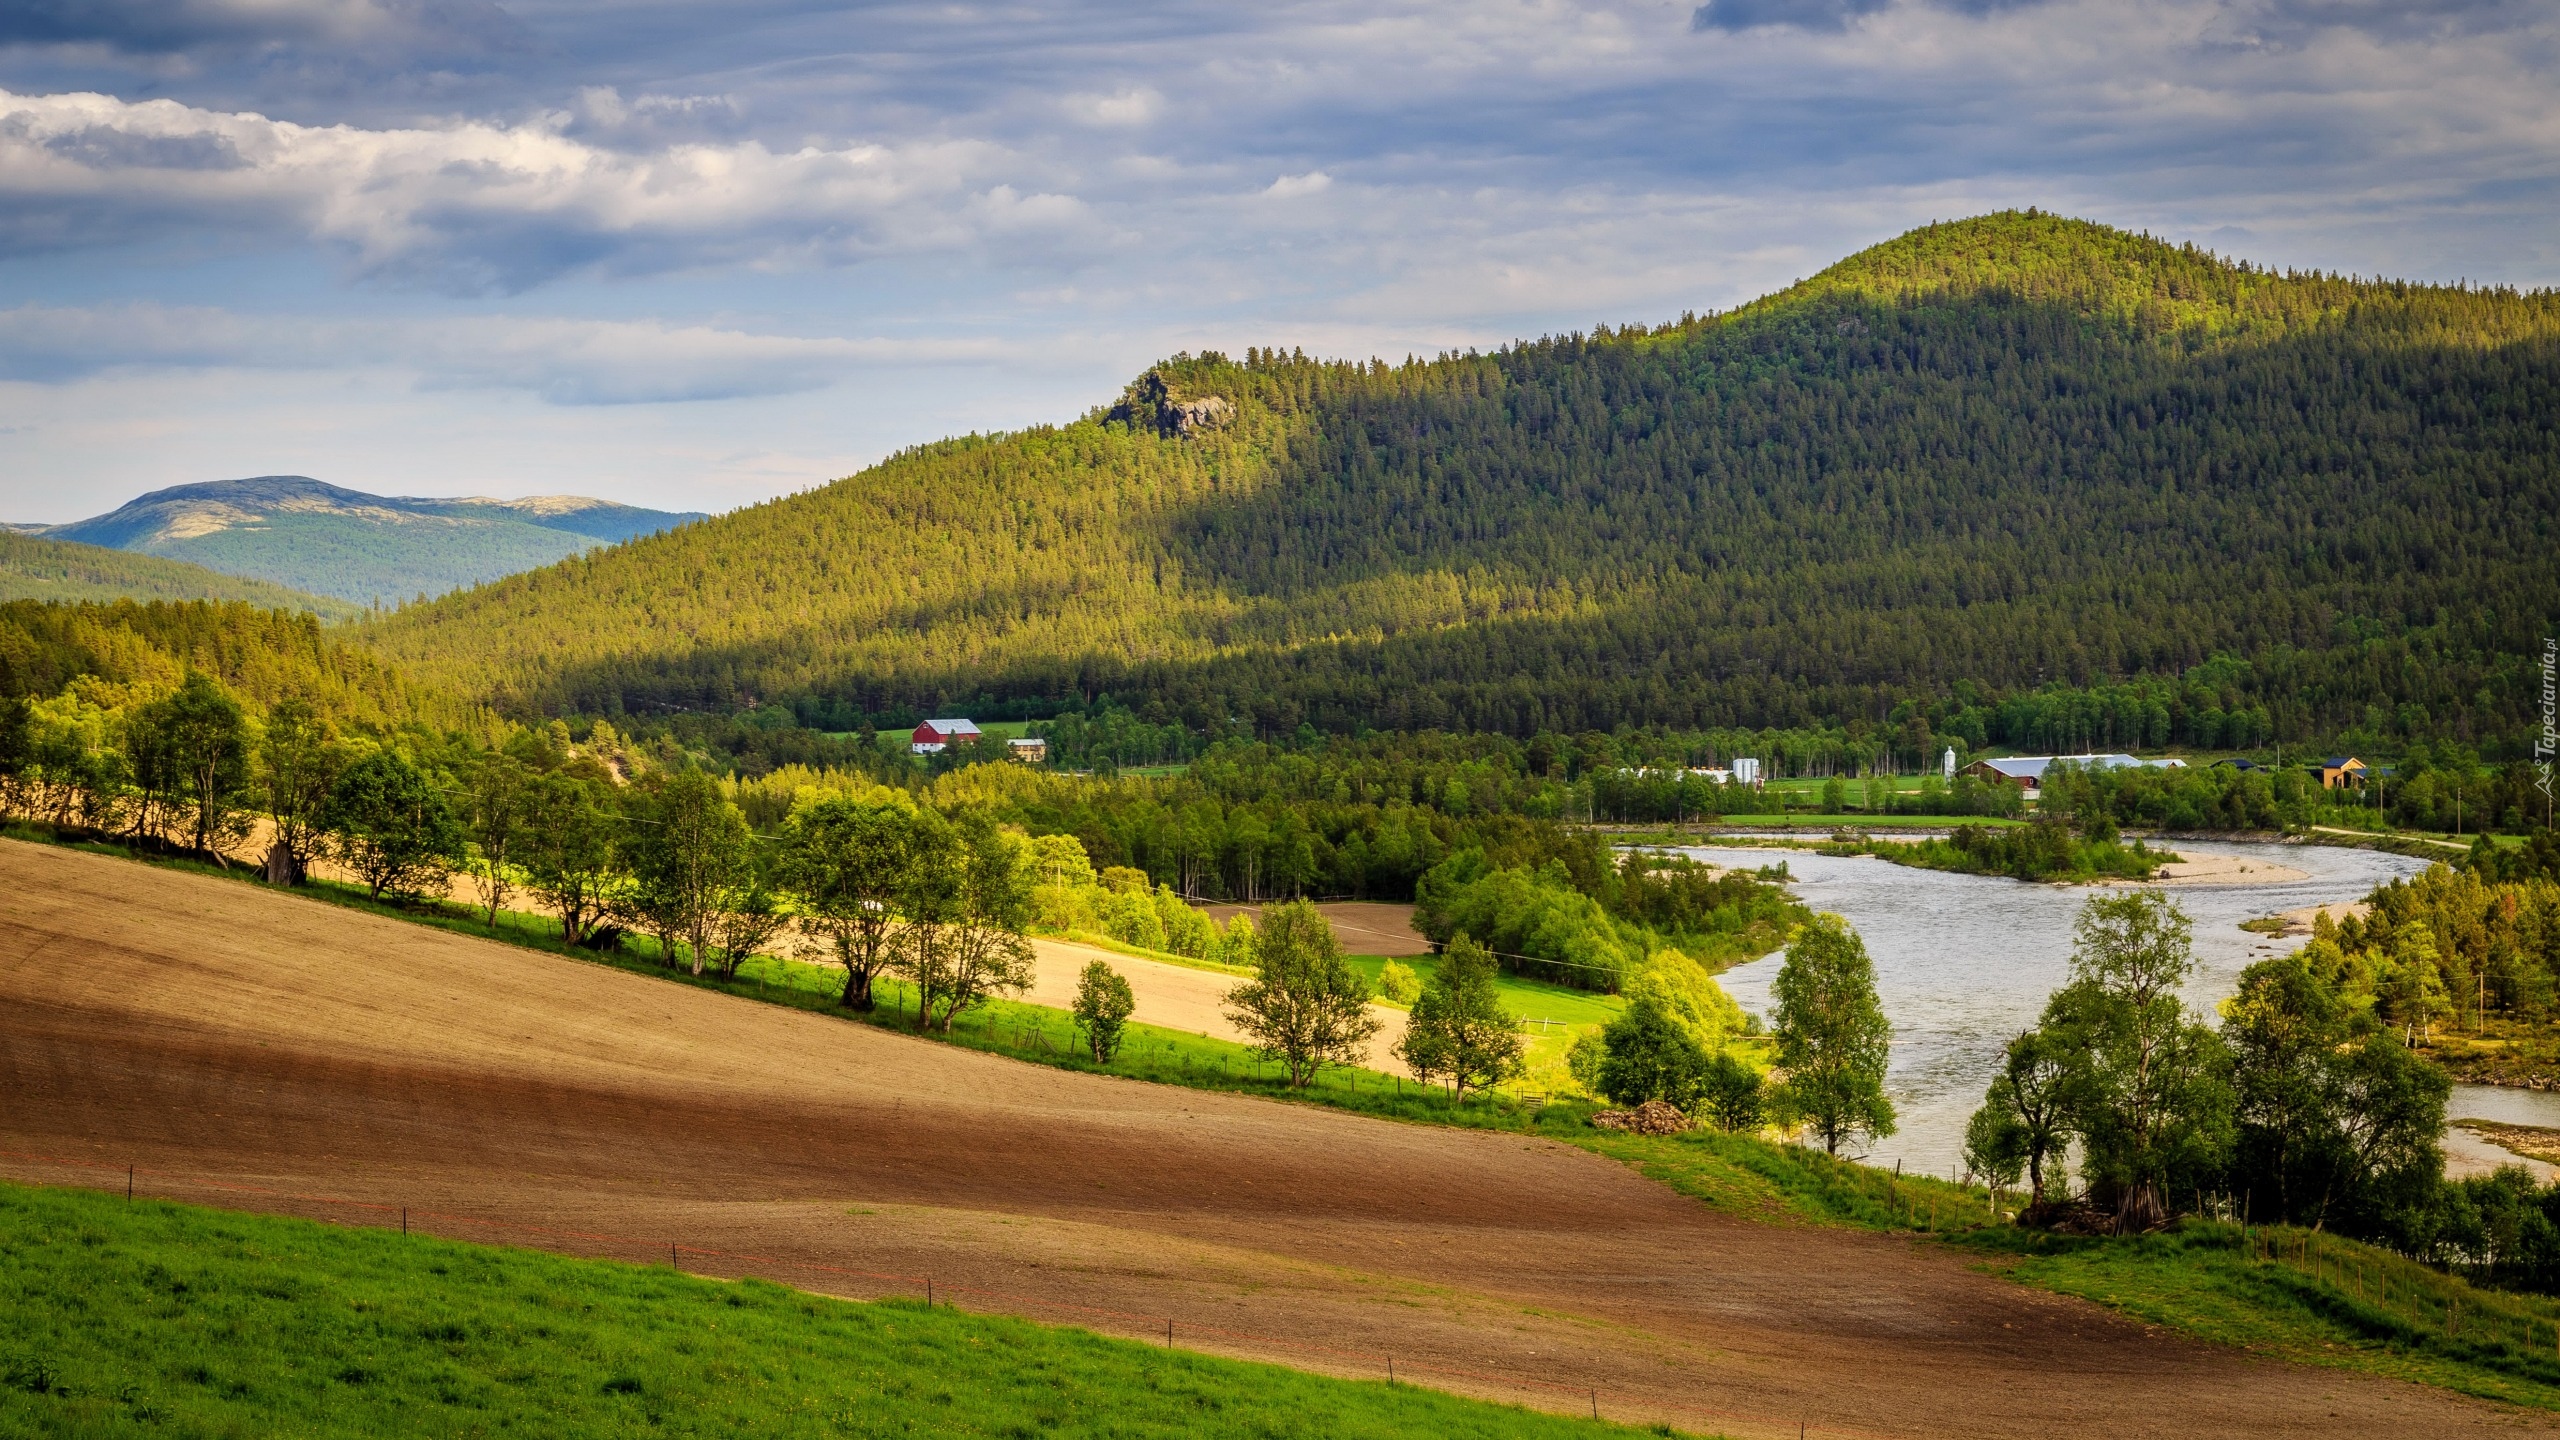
[0,598,483,735]
[32,477,704,608]
[360,213,2560,748]
[0,532,361,620]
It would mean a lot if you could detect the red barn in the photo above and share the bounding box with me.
[910,718,982,754]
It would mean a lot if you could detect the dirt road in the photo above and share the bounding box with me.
[0,839,2541,1438]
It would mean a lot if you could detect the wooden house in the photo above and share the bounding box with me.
[910,718,982,754]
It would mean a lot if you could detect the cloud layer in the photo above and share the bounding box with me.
[0,0,533,57]
[0,302,1038,402]
[0,0,2553,516]
[0,87,1069,291]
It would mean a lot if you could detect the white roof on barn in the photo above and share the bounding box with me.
[920,718,981,735]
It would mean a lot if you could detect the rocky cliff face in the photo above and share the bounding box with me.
[1107,371,1232,438]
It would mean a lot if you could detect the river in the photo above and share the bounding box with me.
[1683,838,2447,1179]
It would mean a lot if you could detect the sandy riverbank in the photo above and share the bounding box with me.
[2095,851,2313,887]
[2268,900,2371,934]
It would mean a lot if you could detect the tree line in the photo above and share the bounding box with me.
[1957,883,2560,1287]
[0,533,364,621]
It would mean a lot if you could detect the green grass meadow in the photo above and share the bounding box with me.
[1961,1224,2560,1410]
[1554,1127,2560,1411]
[0,1182,1666,1439]
[1342,953,1624,1093]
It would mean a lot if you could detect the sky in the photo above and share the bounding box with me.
[1,0,2554,522]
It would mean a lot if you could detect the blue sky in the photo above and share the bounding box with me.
[2,0,2554,521]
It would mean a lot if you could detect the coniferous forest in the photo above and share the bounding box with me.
[355,213,2557,749]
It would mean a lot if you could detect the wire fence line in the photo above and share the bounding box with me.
[2246,1224,2560,1359]
[0,1145,1891,1440]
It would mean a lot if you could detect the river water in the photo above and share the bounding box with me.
[1681,838,2441,1178]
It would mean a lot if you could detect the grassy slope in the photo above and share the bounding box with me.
[1966,1226,2560,1410]
[21,828,2560,1415]
[0,1183,1651,1440]
[1343,952,1626,1091]
[1575,1126,2560,1410]
[0,533,361,622]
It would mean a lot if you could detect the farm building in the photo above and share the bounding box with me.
[1961,753,2187,797]
[910,718,982,754]
[2317,756,2369,790]
[1008,736,1048,763]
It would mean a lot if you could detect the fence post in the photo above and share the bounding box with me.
[126,1165,133,1201]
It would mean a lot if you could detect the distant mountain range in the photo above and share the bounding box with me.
[22,476,705,607]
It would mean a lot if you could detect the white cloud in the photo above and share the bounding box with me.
[1062,86,1162,127]
[0,86,1071,290]
[1264,170,1331,198]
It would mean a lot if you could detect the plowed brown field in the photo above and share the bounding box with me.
[0,838,2543,1438]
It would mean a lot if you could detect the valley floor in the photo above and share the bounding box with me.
[1,838,2545,1438]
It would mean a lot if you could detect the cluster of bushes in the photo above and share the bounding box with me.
[1611,849,1805,949]
[2407,1168,2560,1292]
[1412,848,1806,991]
[1835,818,2172,882]
[1565,915,1896,1153]
[1021,839,1257,966]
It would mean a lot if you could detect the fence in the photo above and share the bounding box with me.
[2248,1225,2560,1360]
[1,1144,1895,1440]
